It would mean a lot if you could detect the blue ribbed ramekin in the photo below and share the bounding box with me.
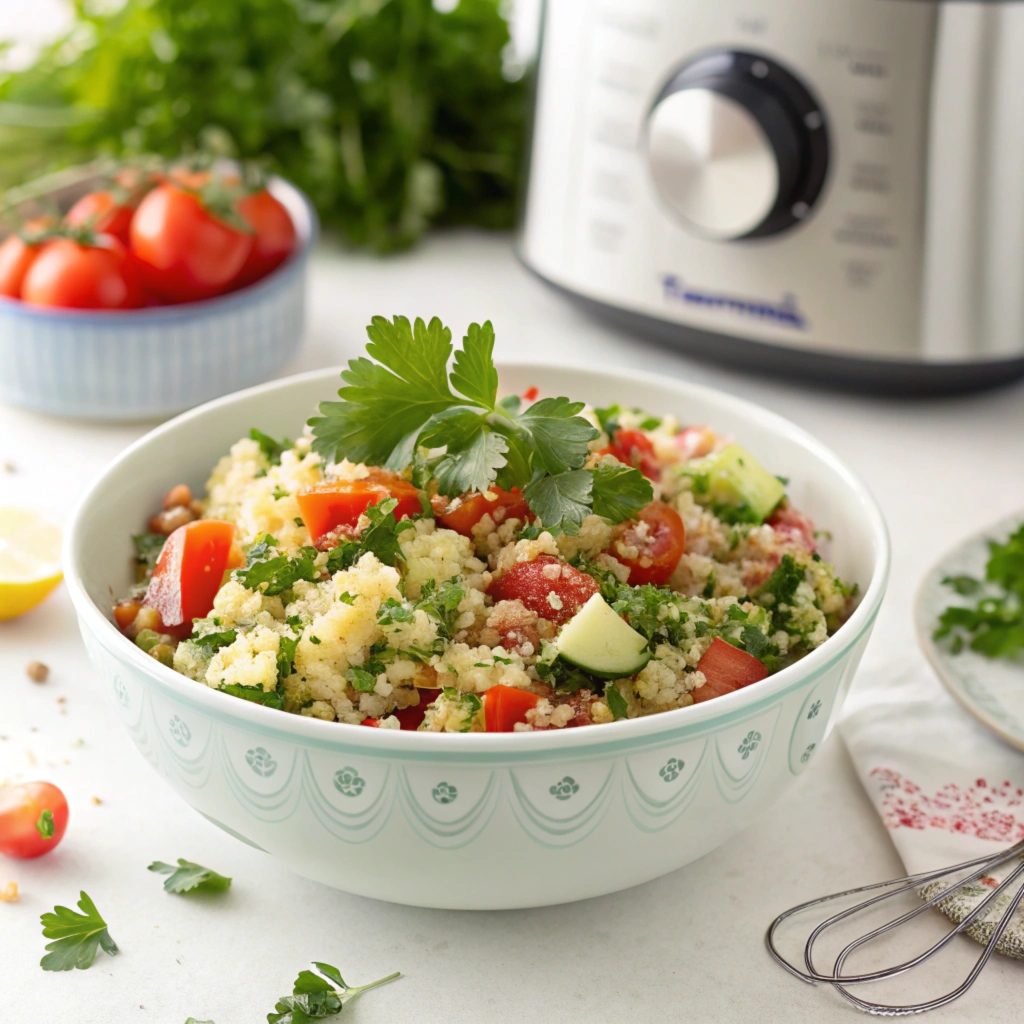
[0,176,318,421]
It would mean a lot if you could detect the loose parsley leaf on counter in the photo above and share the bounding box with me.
[148,858,232,895]
[39,891,118,972]
[310,315,652,535]
[268,961,401,1024]
[935,522,1024,658]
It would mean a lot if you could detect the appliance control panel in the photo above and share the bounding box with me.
[520,0,939,360]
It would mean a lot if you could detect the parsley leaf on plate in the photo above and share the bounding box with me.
[39,891,118,972]
[523,470,593,537]
[517,396,596,475]
[236,546,318,596]
[148,858,232,895]
[268,962,400,1024]
[250,428,292,465]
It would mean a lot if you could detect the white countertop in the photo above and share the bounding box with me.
[2,232,1023,1023]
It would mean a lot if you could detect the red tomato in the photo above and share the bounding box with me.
[768,504,817,552]
[611,500,686,587]
[488,555,598,625]
[21,236,143,310]
[130,183,252,303]
[675,426,716,460]
[297,472,421,546]
[692,637,769,703]
[604,429,661,481]
[360,689,441,730]
[484,684,541,732]
[234,190,296,287]
[0,781,69,859]
[66,191,135,245]
[431,486,531,537]
[0,234,41,298]
[521,386,539,402]
[144,520,236,634]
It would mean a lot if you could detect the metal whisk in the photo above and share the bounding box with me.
[766,838,1024,1016]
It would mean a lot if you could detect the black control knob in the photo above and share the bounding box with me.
[645,51,829,241]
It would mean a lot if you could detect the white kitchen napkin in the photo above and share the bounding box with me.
[839,652,1024,959]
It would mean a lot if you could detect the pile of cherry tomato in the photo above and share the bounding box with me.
[0,163,296,310]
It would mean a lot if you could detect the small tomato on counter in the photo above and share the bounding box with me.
[0,781,69,859]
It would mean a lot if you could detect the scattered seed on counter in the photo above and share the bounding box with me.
[2,460,14,474]
[26,750,35,765]
[0,882,18,902]
[26,661,49,683]
[91,796,102,805]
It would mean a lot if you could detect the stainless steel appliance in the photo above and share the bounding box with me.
[518,0,1024,392]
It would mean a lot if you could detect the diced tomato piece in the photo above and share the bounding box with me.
[768,504,817,552]
[113,599,143,632]
[610,500,686,587]
[603,428,661,481]
[297,471,421,545]
[431,486,532,537]
[484,684,541,732]
[488,555,598,625]
[391,688,441,731]
[692,637,769,703]
[144,520,236,635]
[675,426,717,460]
[360,717,381,728]
[522,386,539,402]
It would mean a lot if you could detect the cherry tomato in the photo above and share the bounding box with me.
[603,429,661,481]
[297,471,421,546]
[360,689,441,730]
[431,486,531,537]
[130,183,252,303]
[0,234,42,298]
[144,520,236,635]
[691,637,769,704]
[767,504,817,552]
[21,235,143,310]
[484,684,541,732]
[66,190,136,245]
[0,781,68,859]
[234,189,296,287]
[488,555,598,625]
[610,501,686,587]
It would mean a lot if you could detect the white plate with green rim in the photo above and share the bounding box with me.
[916,513,1024,754]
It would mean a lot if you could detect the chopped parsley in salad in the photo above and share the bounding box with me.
[113,316,857,732]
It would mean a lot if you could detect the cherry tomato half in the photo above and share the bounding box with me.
[66,190,136,245]
[234,189,296,288]
[691,637,768,703]
[431,486,531,537]
[130,183,252,303]
[767,504,817,552]
[144,519,236,634]
[484,684,541,732]
[0,234,42,298]
[602,429,661,481]
[297,471,421,546]
[488,555,598,625]
[21,235,143,310]
[610,500,686,587]
[0,781,69,859]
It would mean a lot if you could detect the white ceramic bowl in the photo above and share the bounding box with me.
[0,174,317,422]
[65,365,889,909]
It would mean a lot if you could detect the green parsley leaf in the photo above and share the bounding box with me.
[148,858,232,895]
[36,809,55,838]
[250,428,291,465]
[237,550,318,596]
[191,629,238,658]
[757,554,805,607]
[605,682,628,720]
[272,485,289,501]
[184,1018,215,1023]
[943,574,981,596]
[516,396,597,475]
[357,498,415,569]
[133,532,166,578]
[590,462,654,523]
[268,962,400,1024]
[219,683,286,710]
[39,891,118,972]
[414,578,466,639]
[523,469,593,536]
[277,635,299,684]
[346,667,378,693]
[449,321,498,408]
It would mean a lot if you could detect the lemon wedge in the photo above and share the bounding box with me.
[0,507,63,621]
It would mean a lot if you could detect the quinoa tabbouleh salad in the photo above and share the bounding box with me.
[113,316,857,733]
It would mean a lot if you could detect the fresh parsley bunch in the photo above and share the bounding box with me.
[310,316,653,535]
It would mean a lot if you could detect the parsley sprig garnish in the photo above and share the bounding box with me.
[148,858,232,895]
[935,521,1024,657]
[309,315,652,534]
[39,891,118,972]
[268,961,400,1023]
